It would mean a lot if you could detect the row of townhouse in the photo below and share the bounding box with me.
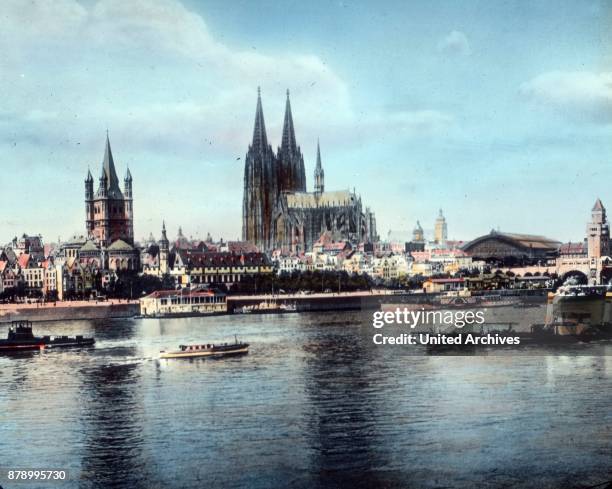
[169,250,274,288]
[0,252,110,300]
[0,253,52,296]
[273,244,483,281]
[273,246,413,280]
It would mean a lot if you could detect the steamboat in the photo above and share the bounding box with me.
[160,336,249,359]
[0,320,95,352]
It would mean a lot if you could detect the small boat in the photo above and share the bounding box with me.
[279,302,297,312]
[160,336,249,359]
[235,306,253,314]
[0,320,95,352]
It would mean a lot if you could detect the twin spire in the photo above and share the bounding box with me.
[251,87,321,193]
[281,89,297,156]
[252,87,268,152]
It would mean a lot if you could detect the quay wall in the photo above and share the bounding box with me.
[227,290,547,313]
[0,302,139,323]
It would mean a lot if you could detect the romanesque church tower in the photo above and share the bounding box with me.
[85,134,134,247]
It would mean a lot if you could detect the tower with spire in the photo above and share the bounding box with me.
[278,89,306,192]
[159,221,169,275]
[85,169,94,235]
[86,133,134,247]
[314,139,324,194]
[242,87,279,250]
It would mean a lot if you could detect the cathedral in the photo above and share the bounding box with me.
[242,88,378,253]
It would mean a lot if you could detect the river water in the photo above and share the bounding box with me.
[0,309,610,488]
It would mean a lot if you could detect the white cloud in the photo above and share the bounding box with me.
[437,30,471,57]
[0,0,452,156]
[0,0,455,241]
[520,71,612,123]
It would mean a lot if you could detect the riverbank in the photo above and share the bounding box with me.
[0,289,547,323]
[0,300,139,323]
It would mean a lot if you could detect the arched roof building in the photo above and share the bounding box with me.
[462,230,561,264]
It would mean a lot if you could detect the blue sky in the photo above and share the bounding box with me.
[1,0,611,244]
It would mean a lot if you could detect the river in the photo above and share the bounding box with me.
[0,310,610,488]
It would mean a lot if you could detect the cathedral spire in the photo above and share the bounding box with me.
[251,87,268,152]
[281,89,297,156]
[314,138,325,194]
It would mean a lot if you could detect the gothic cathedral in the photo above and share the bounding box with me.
[242,89,378,253]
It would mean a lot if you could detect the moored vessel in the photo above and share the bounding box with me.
[535,284,612,341]
[0,320,95,352]
[160,336,249,359]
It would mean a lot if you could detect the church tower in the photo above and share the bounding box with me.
[587,198,610,260]
[242,88,278,250]
[314,139,325,194]
[278,90,306,192]
[88,133,134,247]
[85,169,94,235]
[413,221,424,243]
[159,221,169,275]
[124,167,133,243]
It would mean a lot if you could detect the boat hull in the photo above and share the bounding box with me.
[0,343,45,352]
[160,346,249,359]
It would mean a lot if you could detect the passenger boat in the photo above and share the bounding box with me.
[234,300,297,314]
[0,320,95,352]
[160,336,249,359]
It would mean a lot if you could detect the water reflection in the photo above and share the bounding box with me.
[302,317,402,488]
[0,312,609,489]
[78,360,150,488]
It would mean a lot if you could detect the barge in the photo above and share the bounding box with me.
[0,320,95,352]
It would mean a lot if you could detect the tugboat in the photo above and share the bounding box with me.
[160,336,249,359]
[0,321,95,352]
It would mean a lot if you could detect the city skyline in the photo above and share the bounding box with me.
[1,0,611,244]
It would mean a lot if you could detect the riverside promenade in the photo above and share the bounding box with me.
[227,289,417,313]
[0,299,139,323]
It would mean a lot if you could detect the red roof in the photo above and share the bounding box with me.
[323,241,350,252]
[559,242,586,255]
[177,250,270,268]
[17,253,30,269]
[227,241,259,253]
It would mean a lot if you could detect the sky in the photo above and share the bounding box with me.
[1,0,611,245]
